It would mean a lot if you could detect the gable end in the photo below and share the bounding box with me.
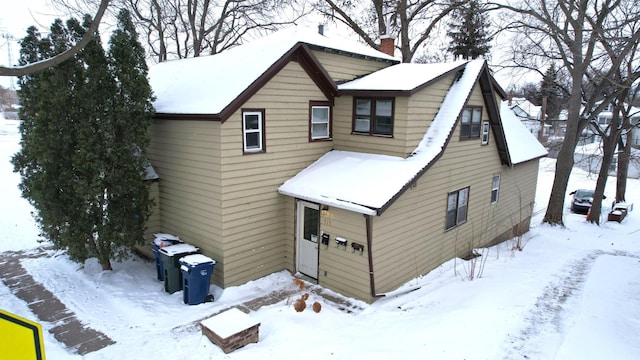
[377,63,507,215]
[153,43,337,122]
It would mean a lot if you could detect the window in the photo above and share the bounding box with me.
[310,102,331,140]
[460,107,482,139]
[491,174,500,204]
[481,121,490,145]
[353,98,394,136]
[242,109,265,153]
[446,187,469,230]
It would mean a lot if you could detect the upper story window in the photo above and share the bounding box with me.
[481,121,490,145]
[353,98,394,136]
[310,101,332,141]
[491,174,500,204]
[460,106,482,140]
[446,187,469,230]
[242,109,265,153]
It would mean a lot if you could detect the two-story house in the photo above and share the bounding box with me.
[146,26,547,303]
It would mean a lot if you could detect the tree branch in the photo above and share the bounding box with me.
[0,0,110,77]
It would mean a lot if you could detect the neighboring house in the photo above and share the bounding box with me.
[147,27,547,303]
[574,141,640,179]
[591,102,640,147]
[507,97,544,136]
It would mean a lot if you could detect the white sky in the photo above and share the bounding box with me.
[0,0,61,88]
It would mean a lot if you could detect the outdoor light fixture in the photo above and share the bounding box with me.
[321,205,330,217]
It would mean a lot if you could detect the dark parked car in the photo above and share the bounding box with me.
[569,189,605,214]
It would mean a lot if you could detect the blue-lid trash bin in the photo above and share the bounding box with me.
[179,254,216,305]
[158,243,199,294]
[151,233,183,281]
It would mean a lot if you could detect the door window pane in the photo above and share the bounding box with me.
[303,207,319,242]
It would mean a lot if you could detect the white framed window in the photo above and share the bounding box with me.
[491,174,500,204]
[242,109,265,153]
[481,121,490,145]
[446,187,470,230]
[310,102,331,140]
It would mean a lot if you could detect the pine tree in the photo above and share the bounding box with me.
[540,64,562,120]
[14,20,87,258]
[447,0,493,60]
[13,13,154,270]
[100,9,155,269]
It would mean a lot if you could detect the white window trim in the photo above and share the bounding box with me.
[491,174,500,204]
[242,110,264,153]
[481,121,490,145]
[311,105,331,140]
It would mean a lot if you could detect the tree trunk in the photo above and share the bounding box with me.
[543,141,575,225]
[588,89,626,224]
[542,81,583,226]
[100,258,113,271]
[616,127,631,203]
[586,136,617,224]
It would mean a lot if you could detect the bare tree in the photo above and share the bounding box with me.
[615,87,640,203]
[586,21,640,223]
[316,0,468,62]
[0,0,110,77]
[121,0,310,61]
[493,0,640,226]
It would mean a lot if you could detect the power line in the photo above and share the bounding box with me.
[1,31,17,91]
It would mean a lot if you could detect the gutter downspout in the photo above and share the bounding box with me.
[365,214,385,299]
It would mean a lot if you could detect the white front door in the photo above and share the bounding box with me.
[297,201,319,278]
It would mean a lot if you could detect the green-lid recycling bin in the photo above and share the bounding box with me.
[179,254,216,305]
[158,243,199,294]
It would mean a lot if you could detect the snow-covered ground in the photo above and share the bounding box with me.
[2,117,639,359]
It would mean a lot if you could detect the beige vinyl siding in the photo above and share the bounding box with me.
[332,72,458,157]
[311,51,392,83]
[219,61,333,286]
[331,96,409,157]
[317,207,371,301]
[370,83,539,295]
[147,119,224,284]
[402,72,458,153]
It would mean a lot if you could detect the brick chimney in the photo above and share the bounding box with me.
[380,34,396,57]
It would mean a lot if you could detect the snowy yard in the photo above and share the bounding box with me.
[2,117,640,359]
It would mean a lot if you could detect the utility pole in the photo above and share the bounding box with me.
[538,95,548,144]
[1,31,17,111]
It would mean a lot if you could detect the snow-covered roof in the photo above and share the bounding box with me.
[149,26,396,115]
[201,308,260,339]
[279,60,483,215]
[279,60,547,214]
[338,62,466,92]
[499,102,548,165]
[509,98,540,119]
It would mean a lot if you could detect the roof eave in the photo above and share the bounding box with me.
[217,43,338,122]
[153,112,222,121]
